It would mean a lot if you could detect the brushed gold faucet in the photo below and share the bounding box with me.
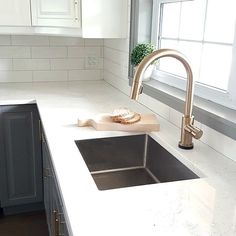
[130,48,203,149]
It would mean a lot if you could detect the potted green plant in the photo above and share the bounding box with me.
[131,43,156,80]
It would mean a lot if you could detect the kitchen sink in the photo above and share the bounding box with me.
[75,134,199,190]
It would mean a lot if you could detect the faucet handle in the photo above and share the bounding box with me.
[130,82,143,100]
[139,84,143,94]
[184,124,203,139]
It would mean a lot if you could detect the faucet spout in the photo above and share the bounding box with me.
[130,48,203,149]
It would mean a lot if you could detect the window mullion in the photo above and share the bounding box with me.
[202,0,208,41]
[198,0,208,85]
[177,2,182,41]
[158,3,164,48]
[151,0,159,45]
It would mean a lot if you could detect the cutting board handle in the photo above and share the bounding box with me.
[78,118,92,127]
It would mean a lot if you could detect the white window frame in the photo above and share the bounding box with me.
[150,0,236,110]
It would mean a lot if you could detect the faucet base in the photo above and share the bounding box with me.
[178,142,193,150]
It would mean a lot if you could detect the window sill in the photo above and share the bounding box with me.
[129,78,236,140]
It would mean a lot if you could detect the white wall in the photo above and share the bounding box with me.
[0,35,103,82]
[103,1,236,163]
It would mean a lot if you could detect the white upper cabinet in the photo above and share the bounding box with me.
[0,0,31,26]
[82,0,128,38]
[31,0,81,28]
[0,0,128,38]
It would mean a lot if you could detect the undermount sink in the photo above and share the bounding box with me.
[75,134,199,190]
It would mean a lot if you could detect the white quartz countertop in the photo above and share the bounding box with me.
[1,81,236,236]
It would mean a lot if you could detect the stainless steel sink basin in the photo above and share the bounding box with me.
[75,134,199,190]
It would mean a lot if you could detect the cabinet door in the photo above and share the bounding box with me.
[52,178,61,236]
[42,139,53,235]
[42,136,70,236]
[82,0,128,38]
[52,177,70,236]
[0,0,31,26]
[31,0,81,28]
[0,105,43,207]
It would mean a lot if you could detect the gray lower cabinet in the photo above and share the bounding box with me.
[0,104,43,214]
[42,134,70,236]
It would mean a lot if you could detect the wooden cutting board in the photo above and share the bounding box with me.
[77,113,160,132]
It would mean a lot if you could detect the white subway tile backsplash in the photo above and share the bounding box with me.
[32,47,67,58]
[11,35,49,46]
[139,94,170,120]
[104,70,130,95]
[33,71,67,82]
[100,70,104,80]
[0,36,11,45]
[13,59,50,71]
[0,35,103,84]
[194,120,202,130]
[169,108,182,128]
[0,71,32,82]
[201,124,236,162]
[49,37,84,46]
[69,70,101,81]
[169,108,202,129]
[104,59,128,79]
[51,58,84,70]
[0,59,13,70]
[104,39,129,52]
[84,39,104,46]
[104,47,129,67]
[68,47,102,58]
[85,57,103,70]
[0,46,30,58]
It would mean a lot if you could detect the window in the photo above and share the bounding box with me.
[151,0,236,109]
